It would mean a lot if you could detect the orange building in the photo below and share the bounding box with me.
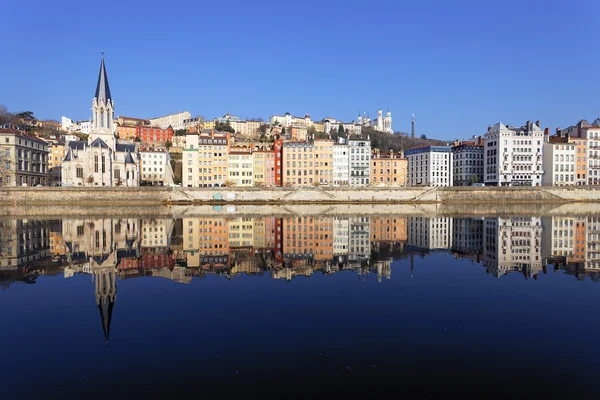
[274,139,283,186]
[569,217,587,263]
[569,136,587,185]
[371,150,408,186]
[290,126,308,141]
[116,124,138,140]
[370,217,408,248]
[136,125,174,145]
[282,216,333,260]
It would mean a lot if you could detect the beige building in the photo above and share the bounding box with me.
[314,138,334,185]
[283,141,314,186]
[0,124,50,186]
[148,111,191,131]
[371,150,408,186]
[183,130,229,187]
[228,147,253,186]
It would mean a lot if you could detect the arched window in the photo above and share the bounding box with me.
[76,165,83,178]
[94,154,98,172]
[100,109,104,128]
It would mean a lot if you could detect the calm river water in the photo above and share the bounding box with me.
[1,213,600,399]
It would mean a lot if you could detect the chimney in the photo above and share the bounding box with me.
[526,120,531,132]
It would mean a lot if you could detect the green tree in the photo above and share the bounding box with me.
[281,127,286,135]
[338,124,345,136]
[420,134,428,140]
[165,140,172,150]
[174,129,187,136]
[215,120,235,134]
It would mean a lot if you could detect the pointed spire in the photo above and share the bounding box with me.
[95,53,112,102]
[98,295,114,345]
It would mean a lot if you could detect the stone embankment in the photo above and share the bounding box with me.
[2,186,600,206]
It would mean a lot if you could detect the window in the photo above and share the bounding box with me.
[76,166,83,178]
[94,155,98,172]
[114,169,120,180]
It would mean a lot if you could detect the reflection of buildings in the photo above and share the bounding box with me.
[451,218,483,260]
[0,219,51,270]
[408,217,452,251]
[349,217,370,261]
[370,216,407,251]
[482,217,543,278]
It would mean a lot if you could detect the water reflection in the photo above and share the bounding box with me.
[2,214,600,341]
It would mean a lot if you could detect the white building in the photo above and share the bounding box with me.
[408,216,453,251]
[61,116,74,131]
[405,145,453,186]
[140,149,174,186]
[270,112,312,128]
[149,111,191,131]
[357,108,392,134]
[62,55,139,187]
[483,121,544,186]
[333,217,349,256]
[348,137,371,186]
[79,120,92,134]
[141,218,174,249]
[324,120,362,136]
[333,139,349,185]
[451,139,484,186]
[482,217,542,278]
[349,216,370,261]
[542,138,576,186]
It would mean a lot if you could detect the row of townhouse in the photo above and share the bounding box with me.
[406,119,600,187]
[182,130,409,188]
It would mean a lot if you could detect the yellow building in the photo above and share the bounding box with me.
[228,217,254,248]
[371,150,408,186]
[253,218,266,249]
[312,122,325,133]
[314,139,334,185]
[253,151,266,186]
[203,120,216,130]
[228,148,253,186]
[183,130,229,187]
[48,143,65,185]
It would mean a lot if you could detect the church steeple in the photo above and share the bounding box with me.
[91,53,115,135]
[95,53,112,102]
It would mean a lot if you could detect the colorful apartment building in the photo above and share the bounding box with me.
[116,124,137,140]
[228,147,254,186]
[183,130,230,187]
[282,141,314,186]
[136,125,174,145]
[48,143,65,185]
[370,150,408,186]
[314,139,334,185]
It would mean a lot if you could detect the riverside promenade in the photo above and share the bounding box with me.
[2,186,600,206]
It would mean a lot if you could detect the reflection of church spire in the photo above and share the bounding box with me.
[95,267,117,346]
[98,294,114,345]
[410,254,414,278]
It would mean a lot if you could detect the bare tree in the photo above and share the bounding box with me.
[86,175,95,186]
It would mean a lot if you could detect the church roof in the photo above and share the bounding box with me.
[63,148,73,161]
[67,141,85,150]
[91,137,109,148]
[592,118,600,127]
[95,55,112,102]
[124,152,136,164]
[116,143,136,153]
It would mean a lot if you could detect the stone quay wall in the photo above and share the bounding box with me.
[2,186,600,206]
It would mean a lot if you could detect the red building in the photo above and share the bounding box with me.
[136,125,174,145]
[274,139,283,186]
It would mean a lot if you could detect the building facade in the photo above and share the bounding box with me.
[136,125,174,145]
[149,111,191,131]
[348,138,371,187]
[183,129,229,187]
[542,136,576,186]
[370,150,407,186]
[228,148,254,186]
[140,149,174,186]
[0,124,50,186]
[48,143,65,185]
[405,145,453,187]
[333,140,349,186]
[483,121,544,187]
[451,139,484,186]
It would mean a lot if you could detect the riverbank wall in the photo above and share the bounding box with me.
[2,186,600,206]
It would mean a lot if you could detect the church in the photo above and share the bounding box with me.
[62,55,139,186]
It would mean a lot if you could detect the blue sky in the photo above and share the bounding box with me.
[1,0,598,139]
